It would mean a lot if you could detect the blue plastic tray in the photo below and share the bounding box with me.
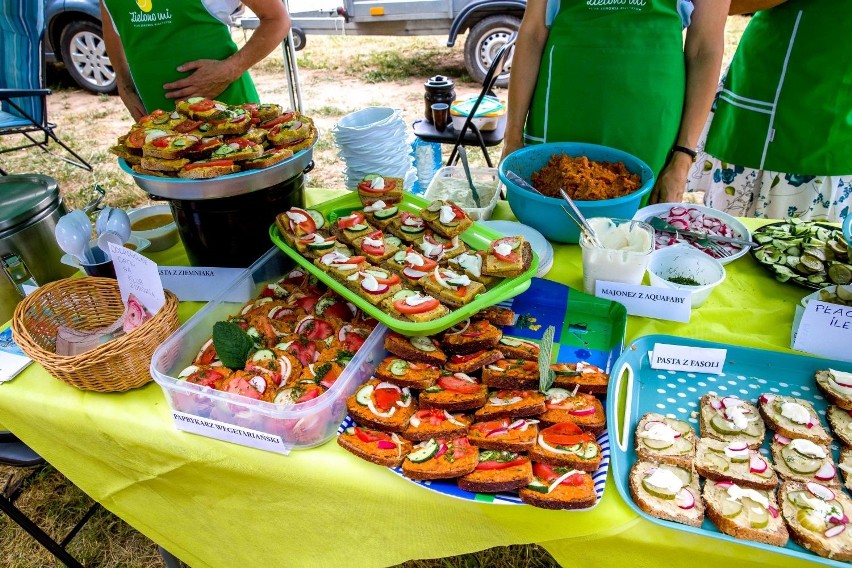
[608,334,852,565]
[338,278,627,508]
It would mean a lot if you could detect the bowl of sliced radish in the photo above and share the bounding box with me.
[634,203,751,264]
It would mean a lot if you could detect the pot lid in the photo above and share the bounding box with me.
[425,75,454,89]
[0,174,60,232]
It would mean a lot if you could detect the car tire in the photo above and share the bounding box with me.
[59,20,117,94]
[463,15,520,88]
[291,27,306,51]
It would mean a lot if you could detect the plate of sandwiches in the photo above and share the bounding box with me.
[610,334,852,566]
[112,99,319,199]
[335,296,616,510]
[271,185,539,335]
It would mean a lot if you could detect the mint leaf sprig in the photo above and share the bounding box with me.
[538,325,556,394]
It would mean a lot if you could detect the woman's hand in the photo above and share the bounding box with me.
[163,59,239,101]
[650,152,692,204]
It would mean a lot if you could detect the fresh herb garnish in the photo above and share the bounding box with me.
[212,321,255,369]
[538,325,556,393]
[667,274,702,286]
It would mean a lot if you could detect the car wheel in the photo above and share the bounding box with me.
[463,15,520,88]
[291,27,306,51]
[59,20,116,94]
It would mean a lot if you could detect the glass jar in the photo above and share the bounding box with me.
[424,75,456,124]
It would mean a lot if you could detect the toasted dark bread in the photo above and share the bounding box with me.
[357,175,404,206]
[529,424,601,471]
[699,394,765,449]
[703,480,788,547]
[419,375,489,412]
[539,390,606,435]
[142,134,200,160]
[629,461,704,527]
[374,356,440,390]
[242,147,293,170]
[445,349,504,374]
[815,369,852,411]
[266,115,314,145]
[519,465,596,510]
[770,438,839,486]
[384,332,447,366]
[758,393,832,445]
[494,335,538,360]
[177,160,240,179]
[779,480,852,560]
[108,144,142,165]
[474,305,515,327]
[337,426,412,468]
[458,452,533,493]
[441,319,502,355]
[345,379,417,433]
[401,409,471,442]
[401,437,478,480]
[482,237,533,278]
[182,136,224,161]
[481,358,539,390]
[694,437,778,490]
[140,156,190,172]
[839,448,852,493]
[176,98,229,120]
[474,390,546,421]
[633,412,696,468]
[468,418,539,452]
[551,362,609,394]
[827,405,852,447]
[419,199,473,238]
[131,165,171,177]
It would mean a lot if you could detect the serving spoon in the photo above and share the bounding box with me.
[457,147,481,208]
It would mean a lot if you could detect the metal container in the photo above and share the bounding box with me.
[424,75,455,123]
[0,174,75,322]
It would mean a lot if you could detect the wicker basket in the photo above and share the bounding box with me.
[11,277,179,392]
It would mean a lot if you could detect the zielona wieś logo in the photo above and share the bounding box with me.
[130,0,173,24]
[586,0,648,10]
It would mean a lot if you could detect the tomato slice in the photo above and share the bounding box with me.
[354,426,391,443]
[287,340,318,367]
[296,385,322,403]
[287,207,317,234]
[174,119,203,133]
[541,422,583,436]
[226,137,253,148]
[540,423,595,446]
[341,330,366,352]
[338,211,366,230]
[393,297,440,314]
[322,299,355,321]
[532,463,586,486]
[225,377,261,400]
[450,202,466,220]
[138,109,168,124]
[471,419,509,433]
[492,237,521,263]
[416,409,447,425]
[302,318,334,341]
[476,457,529,471]
[406,254,438,272]
[195,341,217,365]
[188,99,216,112]
[361,231,385,256]
[292,293,320,313]
[183,159,235,171]
[126,128,149,148]
[185,369,223,388]
[371,272,400,286]
[259,112,296,129]
[437,374,481,394]
[449,350,487,364]
[151,136,170,148]
[372,385,401,411]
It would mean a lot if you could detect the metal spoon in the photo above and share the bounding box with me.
[559,188,604,248]
[457,147,481,208]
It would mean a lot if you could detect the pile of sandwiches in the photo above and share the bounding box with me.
[630,367,852,561]
[336,309,611,510]
[275,179,533,322]
[110,98,317,179]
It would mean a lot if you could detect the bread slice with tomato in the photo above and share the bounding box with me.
[242,146,294,170]
[418,231,468,263]
[384,248,437,288]
[382,290,450,323]
[551,362,610,395]
[375,356,440,390]
[346,378,417,433]
[203,107,254,137]
[482,236,533,278]
[539,389,606,435]
[519,463,597,510]
[293,233,339,259]
[419,200,473,238]
[363,200,401,230]
[402,408,472,442]
[421,268,486,308]
[338,425,413,468]
[208,137,263,162]
[314,251,370,281]
[445,349,504,374]
[142,133,200,160]
[183,136,225,161]
[419,372,489,412]
[441,319,501,355]
[474,389,546,421]
[629,461,703,526]
[177,159,240,179]
[348,267,403,306]
[401,437,479,480]
[353,230,400,263]
[481,358,540,390]
[140,156,190,172]
[388,212,428,244]
[384,332,447,366]
[468,417,539,452]
[239,102,283,124]
[458,451,533,493]
[266,114,314,146]
[333,211,375,245]
[176,97,230,120]
[529,422,602,472]
[357,174,404,206]
[474,306,516,328]
[446,251,500,288]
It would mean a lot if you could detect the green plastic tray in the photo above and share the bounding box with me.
[269,192,538,335]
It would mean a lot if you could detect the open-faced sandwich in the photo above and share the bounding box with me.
[481,236,533,278]
[441,319,502,355]
[362,200,400,230]
[374,356,440,390]
[402,408,472,442]
[346,378,417,432]
[528,422,602,472]
[770,436,839,486]
[550,361,609,394]
[444,349,504,374]
[419,200,473,238]
[758,393,832,445]
[779,480,852,560]
[826,405,852,446]
[474,389,546,421]
[629,461,704,527]
[633,412,695,468]
[458,450,533,493]
[338,425,412,468]
[539,388,606,435]
[694,437,778,490]
[384,332,447,366]
[699,394,765,449]
[419,372,489,412]
[519,463,597,510]
[815,369,852,411]
[401,437,479,480]
[468,417,539,452]
[482,358,539,390]
[703,480,788,547]
[357,174,403,206]
[381,290,450,323]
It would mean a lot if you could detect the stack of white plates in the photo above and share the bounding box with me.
[331,107,417,191]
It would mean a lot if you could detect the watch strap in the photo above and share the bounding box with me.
[671,145,697,161]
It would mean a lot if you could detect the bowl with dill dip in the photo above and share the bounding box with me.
[647,243,726,308]
[424,166,502,221]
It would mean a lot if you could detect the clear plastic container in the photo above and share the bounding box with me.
[424,166,502,221]
[150,247,388,451]
[580,218,654,295]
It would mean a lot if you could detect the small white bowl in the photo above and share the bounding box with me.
[647,244,727,308]
[128,204,178,252]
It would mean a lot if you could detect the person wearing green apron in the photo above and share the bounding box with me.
[502,0,729,204]
[101,0,290,120]
[688,0,852,221]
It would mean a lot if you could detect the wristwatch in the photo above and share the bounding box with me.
[671,145,697,162]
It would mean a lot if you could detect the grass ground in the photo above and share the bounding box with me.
[0,18,747,568]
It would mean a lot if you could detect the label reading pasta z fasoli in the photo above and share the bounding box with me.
[649,343,726,375]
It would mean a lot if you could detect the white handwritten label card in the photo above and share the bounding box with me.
[649,343,727,374]
[158,266,250,303]
[793,300,852,363]
[172,411,290,455]
[595,281,691,323]
[108,243,165,313]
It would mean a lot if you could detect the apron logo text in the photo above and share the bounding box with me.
[586,0,647,10]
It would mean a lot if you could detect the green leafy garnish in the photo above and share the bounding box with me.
[538,325,556,394]
[212,321,254,369]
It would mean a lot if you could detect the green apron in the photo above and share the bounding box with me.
[103,0,259,112]
[526,0,685,177]
[704,0,851,175]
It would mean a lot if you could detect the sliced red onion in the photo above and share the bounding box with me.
[486,428,509,437]
[434,443,448,459]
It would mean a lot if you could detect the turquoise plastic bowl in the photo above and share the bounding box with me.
[498,142,655,243]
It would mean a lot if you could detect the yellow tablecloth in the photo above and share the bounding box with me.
[0,189,817,567]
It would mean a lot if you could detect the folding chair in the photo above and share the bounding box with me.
[412,34,516,168]
[0,431,99,568]
[0,0,92,175]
